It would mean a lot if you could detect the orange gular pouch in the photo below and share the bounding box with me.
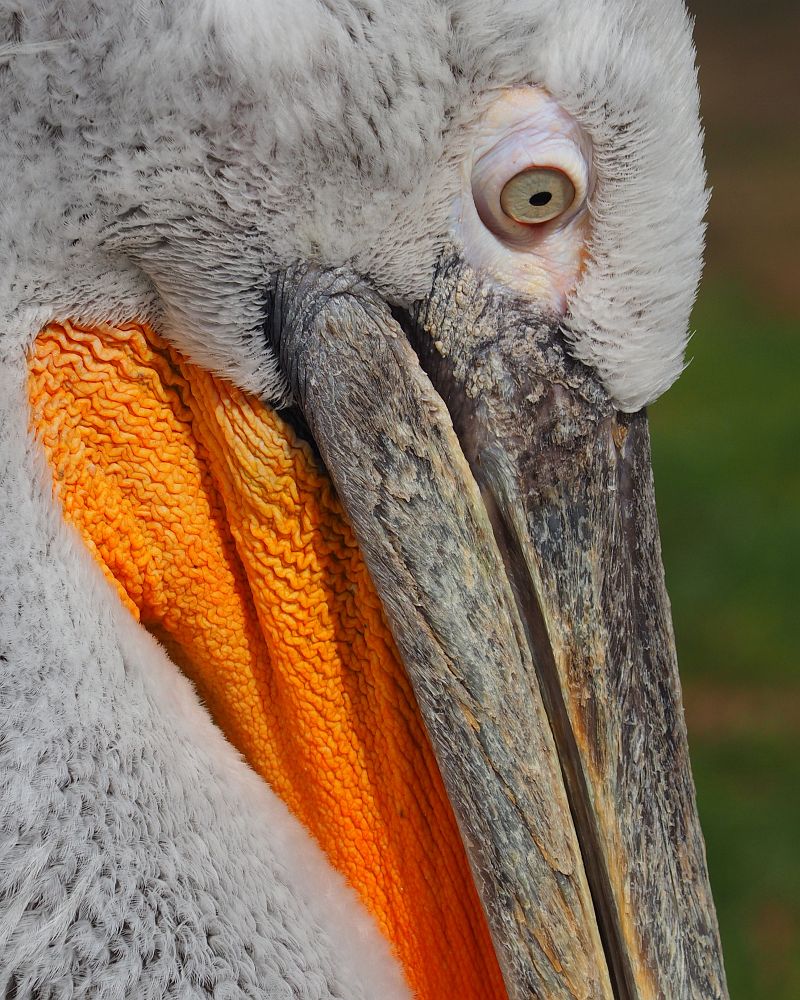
[28,320,507,1000]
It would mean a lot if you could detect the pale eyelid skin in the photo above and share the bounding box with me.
[453,87,594,313]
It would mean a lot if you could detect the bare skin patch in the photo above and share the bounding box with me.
[28,319,506,1000]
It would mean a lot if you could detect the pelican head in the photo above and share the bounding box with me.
[1,2,726,998]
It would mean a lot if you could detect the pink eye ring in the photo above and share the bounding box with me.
[455,86,593,305]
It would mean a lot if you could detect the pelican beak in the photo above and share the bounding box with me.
[269,258,727,1000]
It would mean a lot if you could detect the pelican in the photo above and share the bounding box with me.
[0,1,728,997]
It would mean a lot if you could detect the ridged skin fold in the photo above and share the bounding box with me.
[28,319,507,1000]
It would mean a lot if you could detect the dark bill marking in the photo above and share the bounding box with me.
[268,266,613,1000]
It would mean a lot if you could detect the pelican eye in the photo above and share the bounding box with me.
[462,88,593,300]
[499,167,575,225]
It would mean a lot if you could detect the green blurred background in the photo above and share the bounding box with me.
[649,2,799,996]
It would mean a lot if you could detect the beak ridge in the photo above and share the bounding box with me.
[267,258,727,1000]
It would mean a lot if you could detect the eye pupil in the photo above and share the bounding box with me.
[529,191,552,207]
